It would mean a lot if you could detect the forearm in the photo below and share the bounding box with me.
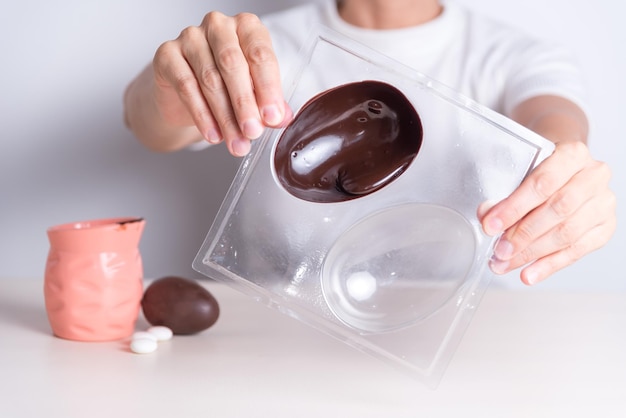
[511,95,589,145]
[123,65,203,152]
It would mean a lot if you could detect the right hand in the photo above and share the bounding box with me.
[152,11,292,156]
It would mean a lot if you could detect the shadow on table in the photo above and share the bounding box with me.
[0,289,51,336]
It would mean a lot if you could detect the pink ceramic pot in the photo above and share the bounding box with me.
[44,217,145,341]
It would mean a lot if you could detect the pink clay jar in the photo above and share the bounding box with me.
[44,217,145,341]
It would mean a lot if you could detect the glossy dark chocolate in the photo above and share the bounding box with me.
[141,276,220,335]
[274,80,422,203]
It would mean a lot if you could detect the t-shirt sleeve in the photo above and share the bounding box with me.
[501,38,589,116]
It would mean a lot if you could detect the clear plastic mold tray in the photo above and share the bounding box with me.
[193,26,554,387]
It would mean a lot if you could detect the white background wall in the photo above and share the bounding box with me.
[1,0,624,290]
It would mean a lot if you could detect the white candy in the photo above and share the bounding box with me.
[147,326,173,341]
[130,337,158,354]
[132,331,158,342]
[128,325,173,354]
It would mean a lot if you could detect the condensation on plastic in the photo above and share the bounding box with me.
[193,26,554,388]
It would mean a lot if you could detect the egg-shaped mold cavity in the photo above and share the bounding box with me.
[273,80,423,203]
[321,203,476,334]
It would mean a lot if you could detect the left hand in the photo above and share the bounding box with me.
[479,141,616,285]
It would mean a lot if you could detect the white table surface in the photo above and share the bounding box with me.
[1,278,624,418]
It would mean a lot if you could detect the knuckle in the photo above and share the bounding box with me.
[606,190,618,212]
[153,40,177,63]
[548,190,577,218]
[573,140,590,157]
[531,171,559,200]
[199,66,223,93]
[596,189,617,220]
[569,139,588,155]
[215,45,245,72]
[172,73,198,99]
[595,160,612,182]
[512,221,536,246]
[235,12,261,26]
[246,43,274,66]
[215,112,239,132]
[178,25,199,41]
[232,93,257,110]
[188,105,211,125]
[202,11,227,27]
[565,241,586,263]
[604,216,618,240]
[553,221,578,247]
[517,246,538,265]
[561,140,589,161]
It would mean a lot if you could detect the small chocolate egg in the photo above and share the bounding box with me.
[141,276,220,335]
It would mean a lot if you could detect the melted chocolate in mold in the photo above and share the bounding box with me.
[274,80,423,203]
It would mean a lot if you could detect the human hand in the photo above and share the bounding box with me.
[152,11,292,156]
[479,141,616,285]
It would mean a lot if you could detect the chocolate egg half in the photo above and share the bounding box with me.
[274,80,423,203]
[141,276,220,335]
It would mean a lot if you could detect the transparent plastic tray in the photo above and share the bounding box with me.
[193,26,554,387]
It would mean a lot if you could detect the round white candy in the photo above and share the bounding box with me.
[147,326,173,341]
[132,331,157,342]
[130,337,158,354]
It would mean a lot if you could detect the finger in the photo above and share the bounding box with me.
[279,101,294,127]
[179,24,251,156]
[492,159,610,261]
[477,200,498,220]
[490,187,615,274]
[518,219,617,285]
[482,141,591,236]
[178,26,242,148]
[153,38,219,143]
[236,13,291,127]
[204,12,264,142]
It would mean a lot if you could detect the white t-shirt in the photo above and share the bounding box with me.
[263,0,587,117]
[187,0,586,154]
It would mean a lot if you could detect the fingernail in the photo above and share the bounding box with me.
[242,118,264,139]
[494,239,514,260]
[485,216,504,236]
[206,128,221,144]
[524,270,539,286]
[261,104,283,126]
[489,258,509,275]
[231,138,251,157]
